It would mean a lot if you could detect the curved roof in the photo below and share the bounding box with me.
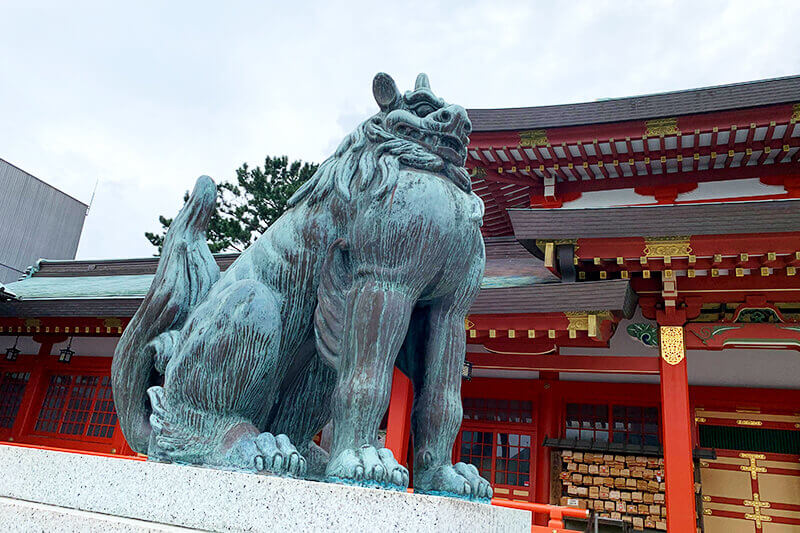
[2,275,153,300]
[471,279,636,317]
[509,198,800,241]
[467,75,800,132]
[0,239,566,317]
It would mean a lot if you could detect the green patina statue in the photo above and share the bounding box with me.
[112,73,491,501]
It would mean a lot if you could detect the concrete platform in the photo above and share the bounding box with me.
[0,496,192,532]
[0,444,530,532]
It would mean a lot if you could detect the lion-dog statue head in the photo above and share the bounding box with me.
[288,72,475,209]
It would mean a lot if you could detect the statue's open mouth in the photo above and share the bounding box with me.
[394,123,466,165]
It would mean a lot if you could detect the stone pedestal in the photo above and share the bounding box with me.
[0,444,530,532]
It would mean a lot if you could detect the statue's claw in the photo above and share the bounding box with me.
[326,445,408,490]
[414,461,493,502]
[226,431,306,477]
[254,433,306,477]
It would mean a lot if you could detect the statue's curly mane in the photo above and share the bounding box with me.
[288,118,472,209]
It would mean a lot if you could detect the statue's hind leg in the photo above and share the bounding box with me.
[268,354,337,478]
[146,279,305,476]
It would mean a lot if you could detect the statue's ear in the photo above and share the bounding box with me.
[373,72,401,111]
[415,73,430,90]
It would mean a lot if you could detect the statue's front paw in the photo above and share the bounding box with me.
[226,432,306,477]
[415,461,492,502]
[254,433,307,476]
[326,445,409,490]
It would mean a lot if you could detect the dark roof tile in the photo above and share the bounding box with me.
[471,279,635,316]
[509,199,800,240]
[468,75,800,132]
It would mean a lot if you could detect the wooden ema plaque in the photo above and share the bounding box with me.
[559,450,667,530]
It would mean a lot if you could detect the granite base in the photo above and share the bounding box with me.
[0,444,530,532]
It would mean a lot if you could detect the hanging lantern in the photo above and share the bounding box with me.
[5,336,20,361]
[461,360,473,381]
[59,337,75,363]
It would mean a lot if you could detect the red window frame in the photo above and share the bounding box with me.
[462,397,534,424]
[564,402,661,446]
[0,350,133,455]
[32,373,117,443]
[457,421,537,501]
[456,397,537,501]
[0,370,31,439]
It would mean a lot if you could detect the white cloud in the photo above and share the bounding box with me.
[1,0,798,259]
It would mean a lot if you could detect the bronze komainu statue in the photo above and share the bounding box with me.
[112,73,491,500]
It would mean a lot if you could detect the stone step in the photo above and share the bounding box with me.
[0,445,529,532]
[0,496,195,532]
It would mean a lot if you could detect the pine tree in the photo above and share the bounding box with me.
[145,156,318,254]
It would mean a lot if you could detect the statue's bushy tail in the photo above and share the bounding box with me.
[112,176,220,453]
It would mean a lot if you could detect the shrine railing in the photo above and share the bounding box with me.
[491,498,589,532]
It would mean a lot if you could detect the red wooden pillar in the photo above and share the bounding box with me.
[535,377,558,506]
[658,325,696,532]
[384,368,413,467]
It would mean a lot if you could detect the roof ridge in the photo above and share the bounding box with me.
[467,74,800,132]
[468,74,800,114]
[31,252,240,267]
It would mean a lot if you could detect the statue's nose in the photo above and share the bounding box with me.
[432,105,471,137]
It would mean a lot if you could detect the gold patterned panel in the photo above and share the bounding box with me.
[563,311,613,332]
[102,317,122,328]
[645,117,679,136]
[660,326,685,365]
[644,235,692,258]
[519,129,549,147]
[695,409,800,425]
[699,420,800,532]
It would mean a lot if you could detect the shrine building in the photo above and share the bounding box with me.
[0,158,87,284]
[2,75,800,532]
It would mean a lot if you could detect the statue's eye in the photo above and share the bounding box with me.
[414,103,435,117]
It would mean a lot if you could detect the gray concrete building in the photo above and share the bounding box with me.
[0,158,87,283]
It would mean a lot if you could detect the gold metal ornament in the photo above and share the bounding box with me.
[659,326,685,365]
[645,117,679,136]
[739,453,767,480]
[643,236,692,258]
[519,129,549,147]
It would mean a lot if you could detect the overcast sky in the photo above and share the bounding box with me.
[3,1,800,260]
